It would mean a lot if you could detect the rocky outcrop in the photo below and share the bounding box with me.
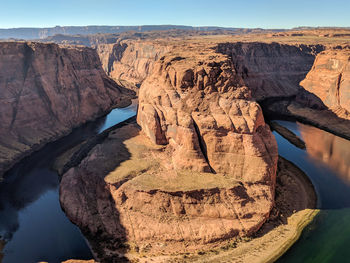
[137,46,278,179]
[97,40,170,86]
[0,41,133,176]
[60,42,278,261]
[301,48,350,116]
[60,121,278,261]
[136,47,278,246]
[270,121,306,149]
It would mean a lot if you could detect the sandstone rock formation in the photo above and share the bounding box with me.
[60,121,278,261]
[137,45,278,179]
[301,48,350,116]
[0,42,133,176]
[97,40,169,86]
[60,42,278,261]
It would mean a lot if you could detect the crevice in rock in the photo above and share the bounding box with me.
[191,117,216,173]
[34,75,60,122]
[10,44,34,130]
[336,72,343,105]
[153,107,167,145]
[108,42,128,74]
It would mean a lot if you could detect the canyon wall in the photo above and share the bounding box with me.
[0,42,133,176]
[97,40,170,85]
[301,48,350,116]
[97,40,323,100]
[216,42,324,100]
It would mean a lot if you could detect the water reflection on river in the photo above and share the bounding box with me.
[275,120,350,263]
[299,124,350,185]
[0,102,137,263]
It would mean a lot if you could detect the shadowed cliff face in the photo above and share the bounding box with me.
[0,42,134,176]
[301,48,350,117]
[96,40,328,106]
[215,42,324,100]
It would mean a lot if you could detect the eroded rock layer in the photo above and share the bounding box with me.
[301,48,350,116]
[0,42,133,176]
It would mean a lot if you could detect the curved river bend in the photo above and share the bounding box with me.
[1,106,350,262]
[0,102,137,263]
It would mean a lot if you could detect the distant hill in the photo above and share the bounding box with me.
[0,25,283,40]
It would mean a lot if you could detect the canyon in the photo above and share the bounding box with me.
[0,42,134,178]
[60,41,280,260]
[0,28,350,262]
[59,30,350,261]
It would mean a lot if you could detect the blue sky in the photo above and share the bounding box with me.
[0,0,349,29]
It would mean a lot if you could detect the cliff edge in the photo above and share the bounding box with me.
[0,42,133,177]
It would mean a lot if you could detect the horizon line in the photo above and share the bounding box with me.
[0,24,349,30]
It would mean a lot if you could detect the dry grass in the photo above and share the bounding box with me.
[104,128,239,191]
[104,127,163,184]
[128,170,240,192]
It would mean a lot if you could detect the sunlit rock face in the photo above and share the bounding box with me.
[0,41,133,176]
[137,46,278,182]
[301,49,350,117]
[134,44,278,247]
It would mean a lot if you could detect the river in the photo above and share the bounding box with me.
[0,102,137,263]
[0,107,349,262]
[274,120,350,263]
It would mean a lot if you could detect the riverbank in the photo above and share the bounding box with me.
[270,122,306,149]
[0,98,133,182]
[0,101,139,263]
